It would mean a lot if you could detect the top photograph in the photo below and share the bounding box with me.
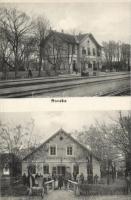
[0,2,130,98]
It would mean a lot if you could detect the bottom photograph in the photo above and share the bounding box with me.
[0,111,131,200]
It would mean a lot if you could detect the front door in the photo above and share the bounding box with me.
[57,166,66,176]
[73,60,76,72]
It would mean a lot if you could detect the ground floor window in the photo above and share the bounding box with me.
[52,166,57,175]
[43,165,49,174]
[88,62,92,68]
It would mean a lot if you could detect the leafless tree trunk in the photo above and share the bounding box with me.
[0,119,38,158]
[0,8,32,78]
[33,16,51,77]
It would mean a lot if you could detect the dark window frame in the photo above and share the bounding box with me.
[88,48,91,56]
[43,165,49,174]
[67,146,73,155]
[50,146,56,155]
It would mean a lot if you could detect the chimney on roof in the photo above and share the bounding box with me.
[61,29,64,33]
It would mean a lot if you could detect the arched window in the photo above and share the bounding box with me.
[3,164,10,175]
[28,164,36,174]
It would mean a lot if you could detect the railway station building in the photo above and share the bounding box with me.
[41,31,102,75]
[22,129,100,179]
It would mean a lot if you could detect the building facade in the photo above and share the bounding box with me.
[41,31,102,75]
[78,33,102,74]
[22,129,100,179]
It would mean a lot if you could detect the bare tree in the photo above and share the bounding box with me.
[44,34,64,73]
[102,40,130,71]
[0,29,13,79]
[0,7,32,78]
[22,36,37,72]
[110,112,131,176]
[76,123,119,184]
[0,118,39,158]
[33,16,51,76]
[102,41,116,71]
[120,43,130,71]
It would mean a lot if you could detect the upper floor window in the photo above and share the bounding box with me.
[50,145,56,155]
[88,48,91,56]
[67,146,73,155]
[93,48,96,56]
[82,47,86,55]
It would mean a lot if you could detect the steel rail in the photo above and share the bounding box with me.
[99,87,130,96]
[0,72,129,89]
[0,75,130,97]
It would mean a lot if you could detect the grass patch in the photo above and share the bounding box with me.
[79,182,127,196]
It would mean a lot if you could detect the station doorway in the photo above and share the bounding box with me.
[57,166,66,176]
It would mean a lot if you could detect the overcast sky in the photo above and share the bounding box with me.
[0,111,128,144]
[1,1,131,44]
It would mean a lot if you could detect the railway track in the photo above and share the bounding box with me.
[0,72,128,89]
[0,73,130,97]
[100,87,130,96]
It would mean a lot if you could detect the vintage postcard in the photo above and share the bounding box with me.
[0,0,131,200]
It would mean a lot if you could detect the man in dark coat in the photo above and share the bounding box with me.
[22,173,27,185]
[58,175,63,190]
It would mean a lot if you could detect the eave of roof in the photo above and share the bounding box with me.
[23,129,100,162]
[41,31,102,49]
[77,33,102,48]
[41,30,79,46]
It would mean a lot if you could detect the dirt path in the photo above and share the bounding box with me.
[0,190,131,200]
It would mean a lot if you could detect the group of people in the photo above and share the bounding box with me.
[22,171,99,191]
[57,172,85,190]
[22,173,52,188]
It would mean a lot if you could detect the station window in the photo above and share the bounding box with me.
[93,48,96,56]
[82,47,86,55]
[43,165,49,174]
[52,167,57,175]
[73,165,79,174]
[88,63,92,68]
[88,48,91,56]
[67,146,73,155]
[50,145,56,155]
